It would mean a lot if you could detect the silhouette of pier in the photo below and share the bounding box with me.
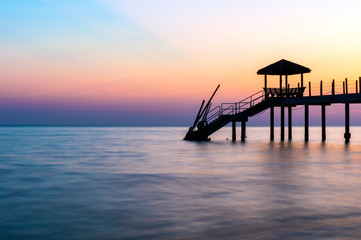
[184,59,361,143]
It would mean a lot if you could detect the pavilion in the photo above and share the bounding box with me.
[257,59,311,98]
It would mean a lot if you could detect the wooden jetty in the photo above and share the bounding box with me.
[184,59,361,143]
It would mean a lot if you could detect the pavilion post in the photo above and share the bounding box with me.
[301,73,304,89]
[280,75,283,97]
[285,75,288,96]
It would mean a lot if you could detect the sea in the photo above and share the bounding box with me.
[1,126,361,240]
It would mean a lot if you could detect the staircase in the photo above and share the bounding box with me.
[184,90,278,141]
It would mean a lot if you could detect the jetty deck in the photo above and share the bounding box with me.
[184,59,361,143]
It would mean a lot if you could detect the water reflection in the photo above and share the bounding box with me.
[1,127,361,239]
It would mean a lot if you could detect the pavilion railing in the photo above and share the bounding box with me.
[206,77,361,124]
[307,78,361,96]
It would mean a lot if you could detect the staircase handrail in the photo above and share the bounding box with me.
[206,106,220,122]
[236,90,264,104]
[232,90,265,114]
[206,105,234,123]
[238,92,264,111]
[205,90,265,123]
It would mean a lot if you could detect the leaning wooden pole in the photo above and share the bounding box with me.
[192,100,205,129]
[200,84,220,120]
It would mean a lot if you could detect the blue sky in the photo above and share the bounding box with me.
[1,0,361,125]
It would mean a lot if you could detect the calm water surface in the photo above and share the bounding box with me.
[1,126,361,239]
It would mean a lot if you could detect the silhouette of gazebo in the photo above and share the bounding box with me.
[257,59,311,98]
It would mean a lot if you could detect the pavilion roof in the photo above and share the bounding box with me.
[257,59,311,75]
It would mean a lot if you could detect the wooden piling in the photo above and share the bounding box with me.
[309,82,311,96]
[288,106,292,140]
[305,105,309,142]
[232,121,236,141]
[345,103,351,143]
[241,120,246,142]
[359,77,361,93]
[332,79,335,95]
[343,81,345,94]
[322,105,326,141]
[270,107,274,141]
[281,106,285,141]
[320,80,323,96]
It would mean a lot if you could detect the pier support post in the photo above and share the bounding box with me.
[232,121,236,141]
[305,105,309,142]
[281,106,285,141]
[270,107,274,141]
[288,106,292,140]
[345,103,351,143]
[322,105,326,141]
[241,120,246,142]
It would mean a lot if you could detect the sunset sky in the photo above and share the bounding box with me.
[1,0,361,125]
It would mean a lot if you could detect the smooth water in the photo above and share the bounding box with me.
[1,126,361,239]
